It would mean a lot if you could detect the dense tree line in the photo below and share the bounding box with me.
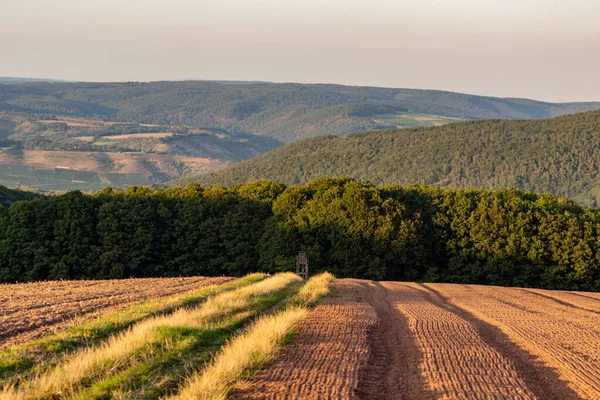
[179,110,600,207]
[0,185,37,207]
[0,178,599,291]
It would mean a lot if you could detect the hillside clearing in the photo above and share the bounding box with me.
[102,132,174,140]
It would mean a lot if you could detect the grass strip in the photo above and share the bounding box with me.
[291,272,335,306]
[0,274,266,384]
[75,282,302,400]
[169,272,335,400]
[1,273,300,400]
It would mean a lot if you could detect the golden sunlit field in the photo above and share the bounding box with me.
[1,276,599,399]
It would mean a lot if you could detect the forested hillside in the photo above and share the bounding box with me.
[1,178,599,291]
[0,185,37,206]
[2,81,599,143]
[177,110,600,207]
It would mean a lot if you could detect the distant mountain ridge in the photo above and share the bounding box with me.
[0,77,69,84]
[171,110,600,207]
[1,80,599,144]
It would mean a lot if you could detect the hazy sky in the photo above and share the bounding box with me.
[1,0,599,102]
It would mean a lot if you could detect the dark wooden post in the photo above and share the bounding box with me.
[296,251,309,280]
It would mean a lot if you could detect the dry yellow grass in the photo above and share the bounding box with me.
[292,272,335,306]
[1,273,300,400]
[171,307,308,400]
[170,272,335,400]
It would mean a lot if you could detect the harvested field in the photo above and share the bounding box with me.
[3,277,599,399]
[239,280,599,400]
[428,283,600,399]
[0,276,233,350]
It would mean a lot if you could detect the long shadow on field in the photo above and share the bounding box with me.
[418,283,582,400]
[355,280,432,400]
[521,289,600,316]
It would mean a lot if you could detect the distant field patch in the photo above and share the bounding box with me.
[102,132,174,140]
[73,136,95,142]
[38,117,131,128]
[38,120,97,128]
[373,113,461,128]
[0,149,229,192]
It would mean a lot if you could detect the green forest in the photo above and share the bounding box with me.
[2,81,599,143]
[1,178,599,291]
[0,185,37,206]
[179,110,600,207]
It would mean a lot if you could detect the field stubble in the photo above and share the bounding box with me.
[237,280,599,400]
[0,276,233,350]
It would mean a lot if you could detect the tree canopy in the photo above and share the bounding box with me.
[1,179,599,291]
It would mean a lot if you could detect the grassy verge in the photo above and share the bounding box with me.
[291,272,335,306]
[169,272,335,400]
[0,274,266,385]
[75,282,302,399]
[1,273,301,400]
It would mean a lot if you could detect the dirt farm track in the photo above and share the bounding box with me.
[239,279,600,400]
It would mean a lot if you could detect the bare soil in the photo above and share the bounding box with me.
[233,279,378,399]
[430,283,600,399]
[238,280,596,399]
[0,276,233,349]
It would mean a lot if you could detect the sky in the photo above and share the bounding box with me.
[1,0,599,102]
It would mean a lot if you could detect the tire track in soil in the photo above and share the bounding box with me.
[355,281,428,400]
[375,282,536,399]
[521,289,600,316]
[418,284,582,400]
[232,279,378,399]
[432,284,600,399]
[234,280,590,399]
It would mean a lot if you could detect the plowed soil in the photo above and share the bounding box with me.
[0,276,233,349]
[234,279,378,399]
[238,280,598,400]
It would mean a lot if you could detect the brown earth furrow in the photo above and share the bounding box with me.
[521,290,600,316]
[0,276,233,349]
[385,282,537,399]
[233,279,378,399]
[568,292,600,305]
[430,284,598,399]
[524,289,600,314]
[356,281,429,400]
[2,276,218,315]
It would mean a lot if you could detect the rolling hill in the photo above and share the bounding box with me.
[2,80,599,144]
[0,184,38,206]
[172,110,600,207]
